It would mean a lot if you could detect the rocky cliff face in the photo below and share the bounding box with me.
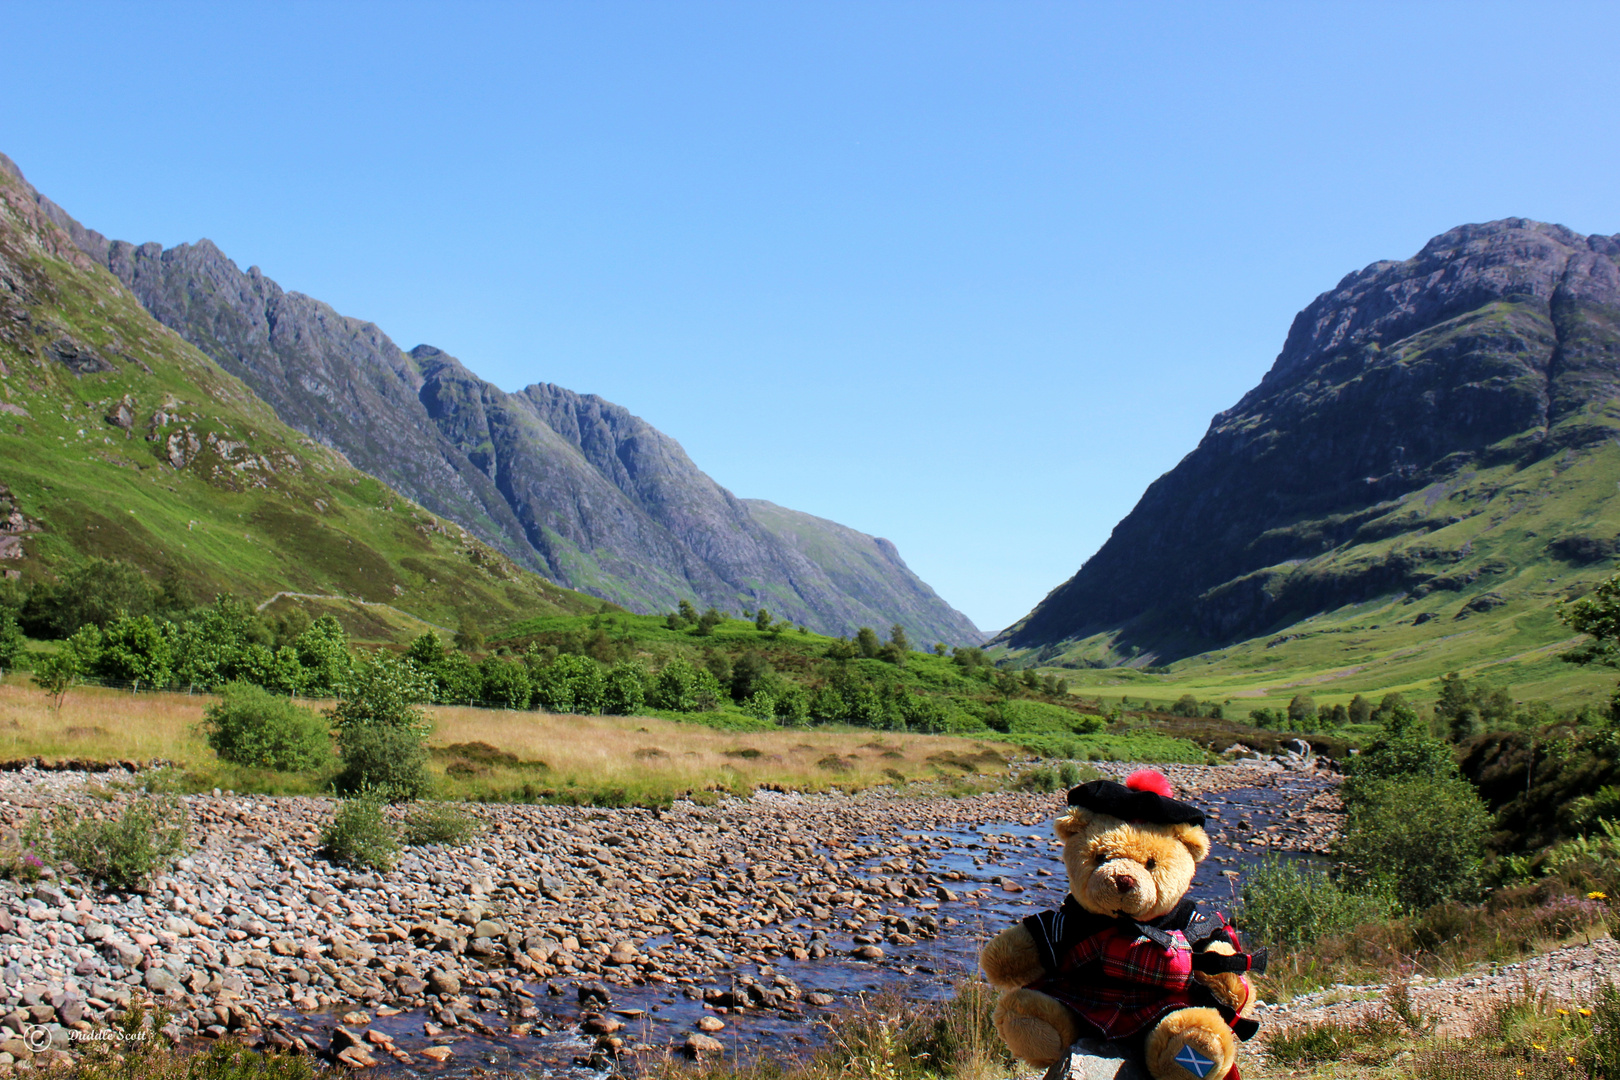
[13,156,979,644]
[1000,220,1620,658]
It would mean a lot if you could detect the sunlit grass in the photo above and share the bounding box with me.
[0,677,1018,803]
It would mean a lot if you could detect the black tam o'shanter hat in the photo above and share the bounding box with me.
[1066,769,1205,827]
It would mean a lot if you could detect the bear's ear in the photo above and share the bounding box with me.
[1055,808,1091,840]
[1174,822,1210,862]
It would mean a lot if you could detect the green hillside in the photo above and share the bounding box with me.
[0,152,598,635]
[998,428,1620,715]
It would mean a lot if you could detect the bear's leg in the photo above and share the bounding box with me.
[1144,1007,1236,1080]
[992,988,1081,1068]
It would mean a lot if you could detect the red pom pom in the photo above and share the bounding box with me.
[1124,769,1173,797]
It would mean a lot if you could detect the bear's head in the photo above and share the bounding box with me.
[1055,770,1210,921]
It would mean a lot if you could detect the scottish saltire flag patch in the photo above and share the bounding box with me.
[1174,1044,1216,1078]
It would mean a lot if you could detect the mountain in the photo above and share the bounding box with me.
[999,219,1620,664]
[16,159,979,646]
[0,154,600,633]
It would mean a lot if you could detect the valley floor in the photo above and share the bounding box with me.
[0,760,1323,1074]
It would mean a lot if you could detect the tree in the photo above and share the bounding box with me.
[452,619,485,654]
[29,558,155,637]
[889,625,910,654]
[693,607,723,637]
[328,655,431,737]
[1434,671,1481,741]
[677,599,698,624]
[96,615,174,690]
[730,651,773,702]
[533,654,605,714]
[406,631,445,669]
[1341,696,1458,809]
[1347,693,1373,726]
[171,596,258,689]
[933,642,947,657]
[602,661,647,716]
[854,627,882,659]
[1286,693,1318,730]
[478,656,531,710]
[1170,694,1201,718]
[295,616,352,697]
[0,610,25,671]
[825,637,858,661]
[754,608,772,632]
[32,651,77,710]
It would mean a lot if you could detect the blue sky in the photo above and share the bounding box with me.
[5,1,1619,633]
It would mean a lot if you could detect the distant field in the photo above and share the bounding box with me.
[0,679,1025,803]
[1007,596,1618,718]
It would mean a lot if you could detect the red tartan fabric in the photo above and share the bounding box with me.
[1032,922,1219,1039]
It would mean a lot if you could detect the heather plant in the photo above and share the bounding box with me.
[320,791,399,872]
[44,794,190,892]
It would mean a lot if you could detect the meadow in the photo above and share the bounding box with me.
[0,677,1027,804]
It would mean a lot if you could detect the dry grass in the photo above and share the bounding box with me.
[424,704,1014,803]
[0,677,1017,804]
[0,679,211,764]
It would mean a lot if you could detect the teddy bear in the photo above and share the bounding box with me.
[980,770,1263,1080]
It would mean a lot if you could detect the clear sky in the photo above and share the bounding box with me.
[5,1,1618,634]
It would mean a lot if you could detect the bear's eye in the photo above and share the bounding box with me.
[1093,853,1107,864]
[1145,858,1157,871]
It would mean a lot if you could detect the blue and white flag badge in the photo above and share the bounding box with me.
[1174,1044,1216,1078]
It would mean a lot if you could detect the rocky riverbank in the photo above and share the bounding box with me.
[0,759,1337,1072]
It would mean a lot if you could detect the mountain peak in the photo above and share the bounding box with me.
[1002,218,1620,659]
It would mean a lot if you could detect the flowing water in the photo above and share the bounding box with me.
[282,774,1335,1076]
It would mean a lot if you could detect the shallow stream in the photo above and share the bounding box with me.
[276,774,1335,1077]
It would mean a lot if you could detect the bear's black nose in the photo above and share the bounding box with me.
[1113,874,1136,893]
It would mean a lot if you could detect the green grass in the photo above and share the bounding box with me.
[994,419,1620,719]
[0,163,600,640]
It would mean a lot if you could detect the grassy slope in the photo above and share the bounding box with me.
[998,436,1620,714]
[0,165,599,638]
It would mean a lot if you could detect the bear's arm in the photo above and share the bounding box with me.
[980,924,1046,992]
[1189,939,1252,1013]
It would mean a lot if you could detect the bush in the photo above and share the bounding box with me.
[46,795,189,892]
[320,793,399,872]
[401,802,484,846]
[201,681,331,771]
[1240,857,1394,949]
[1335,777,1491,910]
[334,723,433,801]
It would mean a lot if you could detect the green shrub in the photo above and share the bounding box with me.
[320,793,398,872]
[1335,777,1491,910]
[1018,765,1062,793]
[328,654,431,735]
[46,795,189,892]
[1240,857,1395,949]
[401,802,484,846]
[334,723,433,801]
[201,681,331,771]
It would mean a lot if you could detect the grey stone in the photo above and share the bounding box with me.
[143,968,180,994]
[1061,1040,1151,1080]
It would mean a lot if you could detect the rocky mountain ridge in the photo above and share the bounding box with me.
[0,152,598,632]
[7,154,979,645]
[1000,218,1620,661]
